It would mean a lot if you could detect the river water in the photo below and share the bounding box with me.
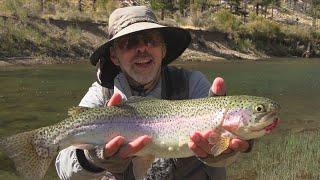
[0,58,319,179]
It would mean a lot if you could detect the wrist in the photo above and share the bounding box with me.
[76,149,105,173]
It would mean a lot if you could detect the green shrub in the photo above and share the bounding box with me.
[0,0,28,19]
[235,38,253,52]
[281,25,312,41]
[210,9,241,34]
[241,13,281,41]
[65,26,82,45]
[190,10,214,28]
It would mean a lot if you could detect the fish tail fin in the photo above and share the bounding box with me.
[0,130,54,180]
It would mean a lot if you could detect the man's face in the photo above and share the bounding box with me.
[110,30,166,86]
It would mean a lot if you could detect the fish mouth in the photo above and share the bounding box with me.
[251,112,280,133]
[264,117,279,133]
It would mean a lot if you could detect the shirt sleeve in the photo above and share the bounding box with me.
[79,82,107,108]
[56,82,109,179]
[55,146,106,180]
[188,71,211,99]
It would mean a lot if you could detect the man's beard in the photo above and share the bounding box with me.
[128,52,160,85]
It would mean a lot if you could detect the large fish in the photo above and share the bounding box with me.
[0,95,280,179]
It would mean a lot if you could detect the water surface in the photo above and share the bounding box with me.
[0,59,319,179]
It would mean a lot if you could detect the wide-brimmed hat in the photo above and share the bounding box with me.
[90,6,191,87]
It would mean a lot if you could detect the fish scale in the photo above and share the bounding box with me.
[0,95,280,180]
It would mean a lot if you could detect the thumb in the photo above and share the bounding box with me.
[107,93,122,106]
[210,77,226,96]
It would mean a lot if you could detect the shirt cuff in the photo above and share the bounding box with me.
[82,147,132,174]
[76,149,105,173]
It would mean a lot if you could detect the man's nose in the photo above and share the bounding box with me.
[135,38,148,52]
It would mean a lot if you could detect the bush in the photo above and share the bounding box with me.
[240,13,281,41]
[65,26,82,45]
[281,25,312,41]
[0,0,28,19]
[190,11,214,28]
[210,9,241,34]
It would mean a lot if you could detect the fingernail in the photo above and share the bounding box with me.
[232,143,239,149]
[117,138,124,146]
[143,137,151,145]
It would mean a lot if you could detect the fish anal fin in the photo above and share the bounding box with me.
[0,130,54,180]
[210,136,231,157]
[178,136,189,148]
[132,155,155,180]
[68,106,89,117]
[73,143,95,149]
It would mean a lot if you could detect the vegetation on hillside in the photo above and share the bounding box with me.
[0,0,319,60]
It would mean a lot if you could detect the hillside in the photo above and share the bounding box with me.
[0,0,319,65]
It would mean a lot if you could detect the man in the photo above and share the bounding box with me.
[55,6,252,180]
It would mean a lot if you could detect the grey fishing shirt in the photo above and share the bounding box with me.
[55,70,239,180]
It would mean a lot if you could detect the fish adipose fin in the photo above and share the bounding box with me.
[209,136,230,157]
[68,106,89,117]
[0,131,53,180]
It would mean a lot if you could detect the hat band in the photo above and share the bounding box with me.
[109,16,158,39]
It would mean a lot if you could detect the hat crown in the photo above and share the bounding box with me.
[108,6,158,39]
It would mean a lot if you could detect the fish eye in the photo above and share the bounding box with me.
[255,104,265,112]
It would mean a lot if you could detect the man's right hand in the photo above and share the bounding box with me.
[104,93,151,159]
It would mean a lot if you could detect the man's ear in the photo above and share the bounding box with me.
[110,46,120,65]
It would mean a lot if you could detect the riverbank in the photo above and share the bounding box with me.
[0,15,319,67]
[0,57,87,66]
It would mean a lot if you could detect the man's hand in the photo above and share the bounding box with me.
[104,93,151,159]
[188,77,250,158]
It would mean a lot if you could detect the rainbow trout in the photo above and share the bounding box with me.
[0,95,280,179]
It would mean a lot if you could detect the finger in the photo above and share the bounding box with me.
[190,130,221,154]
[107,93,122,106]
[104,136,125,157]
[119,135,151,158]
[188,141,208,158]
[202,130,220,140]
[210,77,226,96]
[229,139,249,152]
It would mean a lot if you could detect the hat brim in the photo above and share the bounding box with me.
[90,22,191,87]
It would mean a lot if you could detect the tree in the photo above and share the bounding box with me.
[270,0,281,19]
[92,0,97,11]
[78,0,83,12]
[40,0,45,13]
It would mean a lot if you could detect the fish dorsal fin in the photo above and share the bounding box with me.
[68,106,89,117]
[125,96,155,104]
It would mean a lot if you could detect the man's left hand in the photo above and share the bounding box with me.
[188,77,250,158]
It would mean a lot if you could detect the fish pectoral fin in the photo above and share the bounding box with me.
[68,106,89,117]
[72,143,95,149]
[132,155,155,180]
[210,136,231,157]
